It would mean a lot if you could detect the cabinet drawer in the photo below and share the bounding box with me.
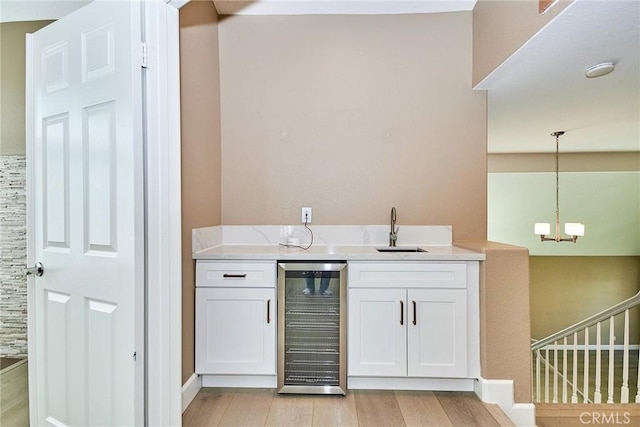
[348,262,466,289]
[196,261,276,287]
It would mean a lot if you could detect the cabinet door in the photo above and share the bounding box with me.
[348,288,407,377]
[196,287,276,375]
[407,289,467,378]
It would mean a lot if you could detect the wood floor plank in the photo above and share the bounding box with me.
[182,387,234,426]
[217,388,274,426]
[394,390,453,427]
[265,393,314,427]
[436,391,500,427]
[483,402,516,427]
[354,389,406,426]
[312,393,359,427]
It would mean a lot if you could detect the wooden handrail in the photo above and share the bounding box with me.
[532,291,640,351]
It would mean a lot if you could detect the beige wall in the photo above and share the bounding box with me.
[218,13,487,241]
[179,0,222,384]
[472,0,572,86]
[0,21,52,155]
[457,241,532,404]
[530,256,640,342]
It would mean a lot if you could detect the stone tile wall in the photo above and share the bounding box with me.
[0,156,27,357]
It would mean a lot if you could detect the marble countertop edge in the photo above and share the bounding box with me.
[193,243,486,261]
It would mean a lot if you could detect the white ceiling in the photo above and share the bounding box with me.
[3,0,637,154]
[212,0,476,15]
[479,0,640,153]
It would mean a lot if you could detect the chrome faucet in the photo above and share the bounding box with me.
[389,207,398,247]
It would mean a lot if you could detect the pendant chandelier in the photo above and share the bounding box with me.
[534,131,585,243]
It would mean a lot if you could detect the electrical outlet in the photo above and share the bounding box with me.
[301,207,312,223]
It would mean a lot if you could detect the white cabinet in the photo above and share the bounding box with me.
[348,288,407,377]
[407,288,467,377]
[195,261,276,375]
[348,262,469,379]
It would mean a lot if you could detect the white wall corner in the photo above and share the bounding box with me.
[475,378,536,427]
[182,373,202,413]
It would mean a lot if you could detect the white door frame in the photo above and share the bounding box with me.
[26,0,185,425]
[144,1,182,425]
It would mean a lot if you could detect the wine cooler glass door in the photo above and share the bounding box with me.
[277,262,347,395]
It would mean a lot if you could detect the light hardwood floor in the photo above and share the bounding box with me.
[0,358,29,427]
[183,388,515,427]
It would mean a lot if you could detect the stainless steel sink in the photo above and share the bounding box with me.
[376,247,427,253]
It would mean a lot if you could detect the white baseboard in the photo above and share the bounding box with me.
[201,374,277,388]
[475,378,536,427]
[348,376,475,391]
[182,373,202,413]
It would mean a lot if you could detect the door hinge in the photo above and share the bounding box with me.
[141,43,148,68]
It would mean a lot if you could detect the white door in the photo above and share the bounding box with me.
[26,1,145,425]
[348,288,407,377]
[408,289,468,378]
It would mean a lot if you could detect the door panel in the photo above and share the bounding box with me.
[44,290,71,425]
[408,289,467,378]
[196,287,276,375]
[42,113,70,250]
[83,100,117,255]
[348,288,407,377]
[27,0,144,425]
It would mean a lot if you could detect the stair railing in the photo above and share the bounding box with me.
[532,291,640,404]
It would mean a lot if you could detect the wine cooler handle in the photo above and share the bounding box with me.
[267,299,271,324]
[412,300,417,325]
[400,300,404,325]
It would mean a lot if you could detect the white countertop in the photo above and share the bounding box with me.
[192,225,485,261]
[194,244,484,261]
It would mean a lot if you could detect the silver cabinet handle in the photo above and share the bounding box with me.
[24,262,44,277]
[400,300,404,325]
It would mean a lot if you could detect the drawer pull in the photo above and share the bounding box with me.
[267,299,271,324]
[400,300,404,325]
[223,273,247,278]
[412,300,417,325]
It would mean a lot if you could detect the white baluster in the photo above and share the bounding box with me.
[545,347,550,403]
[607,316,615,404]
[621,309,629,403]
[553,340,558,403]
[583,326,589,402]
[572,332,578,403]
[562,336,568,403]
[594,321,602,403]
[536,349,541,403]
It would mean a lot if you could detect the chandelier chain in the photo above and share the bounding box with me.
[555,132,560,227]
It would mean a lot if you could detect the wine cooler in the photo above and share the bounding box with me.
[277,261,347,395]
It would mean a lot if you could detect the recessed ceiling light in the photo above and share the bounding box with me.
[585,62,616,78]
